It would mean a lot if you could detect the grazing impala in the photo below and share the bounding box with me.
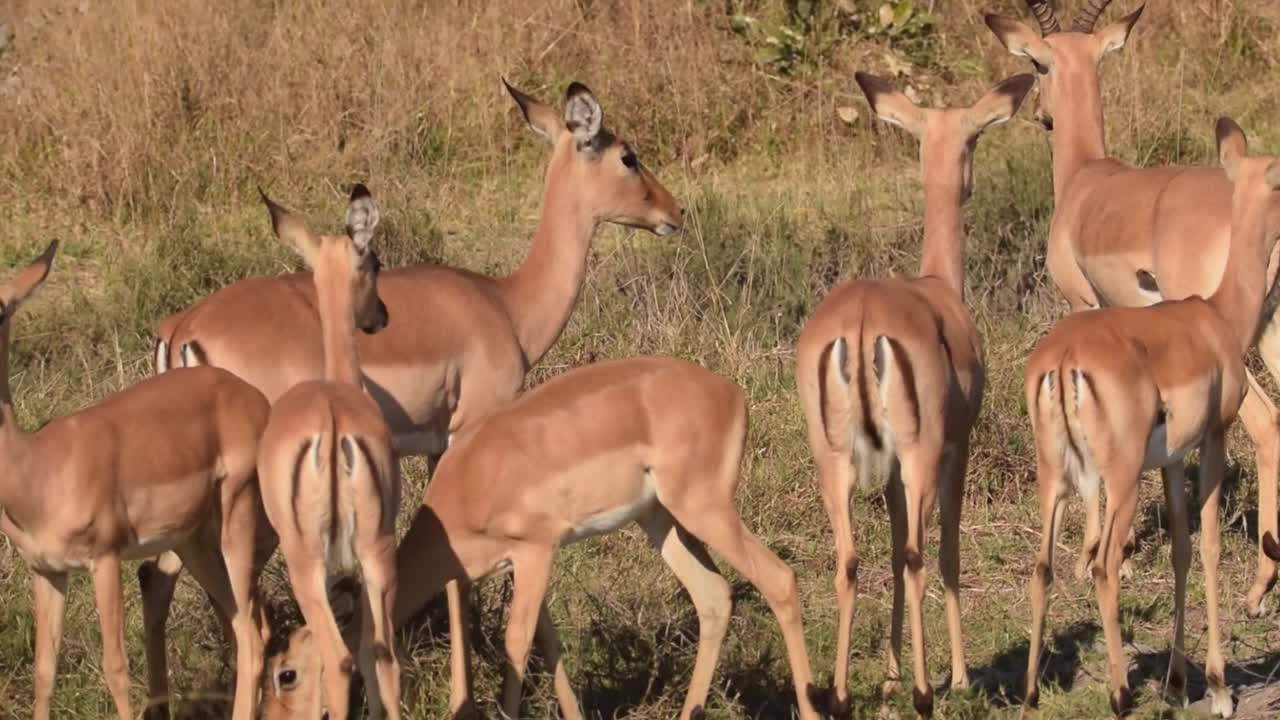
[386,357,821,720]
[1021,118,1280,718]
[260,627,322,720]
[254,185,402,720]
[0,241,269,720]
[987,0,1280,615]
[798,72,1033,717]
[140,79,683,710]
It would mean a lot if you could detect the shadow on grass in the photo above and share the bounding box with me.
[970,619,1103,708]
[1130,646,1280,712]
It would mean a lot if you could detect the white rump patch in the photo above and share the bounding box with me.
[155,340,170,374]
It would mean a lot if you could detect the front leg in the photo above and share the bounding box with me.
[93,554,133,720]
[31,571,69,720]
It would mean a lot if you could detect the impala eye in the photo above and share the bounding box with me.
[622,152,639,171]
[277,668,299,690]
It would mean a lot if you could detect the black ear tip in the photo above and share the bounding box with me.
[43,238,60,260]
[853,71,890,100]
[1004,73,1037,96]
[566,81,592,100]
[350,183,371,201]
[1215,116,1242,144]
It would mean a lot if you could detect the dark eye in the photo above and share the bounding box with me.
[621,152,638,171]
[278,669,298,690]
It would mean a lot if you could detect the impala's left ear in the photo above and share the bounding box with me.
[345,183,380,254]
[855,71,926,138]
[1095,4,1145,57]
[564,82,604,149]
[0,239,58,322]
[966,73,1036,136]
[260,188,322,260]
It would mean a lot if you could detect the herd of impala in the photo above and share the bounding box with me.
[2,1,1279,718]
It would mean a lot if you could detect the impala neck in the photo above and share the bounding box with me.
[1209,201,1275,354]
[1050,76,1108,203]
[919,173,967,297]
[0,321,30,505]
[315,268,362,386]
[496,156,596,368]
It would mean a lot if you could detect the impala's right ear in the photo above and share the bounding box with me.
[345,183,380,254]
[0,239,58,322]
[259,188,321,259]
[503,78,564,143]
[966,73,1037,136]
[855,72,926,137]
[1217,117,1248,182]
[984,14,1055,71]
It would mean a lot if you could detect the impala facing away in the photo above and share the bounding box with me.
[1021,118,1280,719]
[140,79,683,711]
[987,0,1280,615]
[255,185,402,720]
[798,71,1033,717]
[0,242,269,720]
[384,356,821,720]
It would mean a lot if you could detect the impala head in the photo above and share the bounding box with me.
[1219,118,1280,247]
[855,72,1035,203]
[502,78,683,236]
[261,626,324,719]
[260,184,388,334]
[985,1,1144,131]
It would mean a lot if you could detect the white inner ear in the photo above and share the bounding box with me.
[346,198,380,249]
[566,94,602,142]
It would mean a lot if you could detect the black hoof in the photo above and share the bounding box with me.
[913,686,934,717]
[1110,687,1134,717]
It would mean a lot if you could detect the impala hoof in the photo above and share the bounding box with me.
[829,690,852,719]
[1209,685,1234,718]
[1110,687,1134,717]
[912,686,934,717]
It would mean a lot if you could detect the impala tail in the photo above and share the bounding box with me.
[820,331,919,491]
[1030,348,1100,482]
[296,427,359,580]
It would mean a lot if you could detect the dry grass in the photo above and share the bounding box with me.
[1,0,1280,718]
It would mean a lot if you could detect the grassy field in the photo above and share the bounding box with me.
[2,0,1280,717]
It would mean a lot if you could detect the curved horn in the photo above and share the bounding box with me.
[1025,0,1061,35]
[1073,0,1113,33]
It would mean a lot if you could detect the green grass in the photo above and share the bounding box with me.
[2,0,1280,718]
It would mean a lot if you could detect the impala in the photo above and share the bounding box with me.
[255,185,402,720]
[261,626,322,720]
[384,356,822,720]
[987,0,1280,616]
[798,72,1033,717]
[141,79,683,713]
[0,241,269,720]
[1022,118,1280,718]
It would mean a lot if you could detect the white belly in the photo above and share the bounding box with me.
[560,476,659,545]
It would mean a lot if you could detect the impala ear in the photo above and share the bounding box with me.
[1217,117,1248,182]
[855,71,926,138]
[0,239,58,323]
[345,183,380,253]
[564,82,604,149]
[967,74,1036,136]
[259,188,321,259]
[1095,5,1144,57]
[503,77,564,143]
[984,14,1055,71]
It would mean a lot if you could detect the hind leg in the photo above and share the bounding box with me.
[501,546,555,720]
[938,443,968,690]
[533,600,583,720]
[1093,457,1142,717]
[642,507,733,720]
[814,450,858,715]
[896,445,941,717]
[1237,370,1280,617]
[885,461,907,699]
[1198,431,1234,717]
[220,477,271,720]
[1024,442,1069,716]
[1161,462,1191,707]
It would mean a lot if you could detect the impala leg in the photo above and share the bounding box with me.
[642,508,732,720]
[31,571,68,720]
[814,450,857,715]
[534,600,583,720]
[139,551,184,720]
[1237,370,1279,617]
[445,578,477,717]
[357,540,402,720]
[1024,450,1069,715]
[1093,459,1141,718]
[1161,462,1191,707]
[898,446,941,718]
[294,564,355,720]
[221,478,270,720]
[92,554,133,720]
[501,547,555,720]
[1198,431,1234,718]
[885,462,906,699]
[938,443,969,690]
[1076,491,1102,580]
[670,504,820,720]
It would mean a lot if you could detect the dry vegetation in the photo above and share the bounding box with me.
[1,0,1280,717]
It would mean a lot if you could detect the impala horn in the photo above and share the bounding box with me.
[1073,0,1114,33]
[1025,0,1061,35]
